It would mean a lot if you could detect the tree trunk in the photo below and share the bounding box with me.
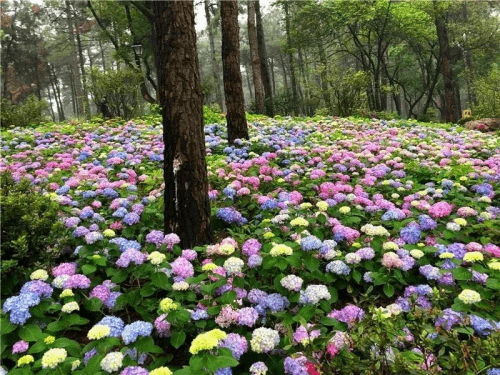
[270,57,276,96]
[204,0,224,111]
[317,41,331,111]
[65,0,84,116]
[245,63,253,102]
[247,0,264,113]
[284,2,297,114]
[75,27,90,117]
[46,88,56,121]
[435,13,459,123]
[48,64,65,121]
[152,0,212,248]
[255,0,273,116]
[221,0,248,143]
[279,52,289,90]
[98,38,106,70]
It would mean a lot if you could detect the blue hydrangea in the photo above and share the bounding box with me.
[191,309,209,320]
[326,260,350,275]
[121,321,153,345]
[300,235,322,251]
[400,223,421,244]
[262,293,289,312]
[98,316,125,337]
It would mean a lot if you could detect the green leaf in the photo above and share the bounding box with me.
[299,305,316,321]
[151,272,170,290]
[47,320,67,333]
[486,278,500,290]
[65,314,89,326]
[304,255,319,272]
[452,267,472,281]
[215,355,239,368]
[111,269,128,284]
[85,298,103,312]
[135,336,163,354]
[220,290,237,304]
[170,331,186,349]
[383,283,395,298]
[82,264,96,275]
[352,270,361,283]
[19,324,43,341]
[1,317,16,334]
[140,282,156,297]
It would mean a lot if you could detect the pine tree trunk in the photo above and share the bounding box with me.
[435,14,458,123]
[221,0,248,143]
[98,39,106,70]
[75,27,90,117]
[65,1,84,117]
[270,57,276,96]
[152,0,212,248]
[247,0,264,114]
[49,64,65,121]
[255,0,273,116]
[245,62,253,101]
[284,2,297,114]
[204,0,224,111]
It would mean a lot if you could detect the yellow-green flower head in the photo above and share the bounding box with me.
[439,252,455,259]
[202,263,218,272]
[361,224,390,237]
[458,289,481,304]
[270,244,293,257]
[263,232,275,240]
[44,336,55,345]
[150,367,174,375]
[316,201,328,211]
[159,298,179,313]
[60,289,74,298]
[417,243,425,247]
[103,229,115,238]
[189,329,227,354]
[30,269,48,281]
[352,242,362,248]
[290,217,309,227]
[87,324,111,340]
[92,254,101,259]
[383,242,399,251]
[391,193,400,199]
[148,251,166,265]
[18,355,34,366]
[488,261,500,271]
[172,281,189,291]
[100,352,124,373]
[410,250,424,259]
[41,348,67,369]
[61,301,79,314]
[479,196,491,203]
[71,360,81,371]
[261,219,272,225]
[219,243,235,255]
[339,206,351,214]
[454,218,467,226]
[300,203,313,209]
[463,252,483,263]
[479,212,493,220]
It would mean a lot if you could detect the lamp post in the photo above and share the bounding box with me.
[131,41,155,103]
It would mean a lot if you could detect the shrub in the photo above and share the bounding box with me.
[473,63,500,119]
[0,95,49,128]
[0,172,66,296]
[204,105,224,125]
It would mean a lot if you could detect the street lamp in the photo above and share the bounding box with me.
[132,42,144,58]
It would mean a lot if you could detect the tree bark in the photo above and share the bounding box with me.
[221,0,248,143]
[270,57,276,96]
[284,1,298,114]
[65,0,84,116]
[247,0,264,113]
[255,0,273,116]
[204,0,224,111]
[75,25,90,117]
[48,64,65,121]
[435,13,459,123]
[152,0,212,248]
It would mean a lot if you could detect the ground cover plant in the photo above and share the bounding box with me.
[1,116,500,375]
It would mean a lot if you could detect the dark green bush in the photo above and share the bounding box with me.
[0,95,50,128]
[203,105,224,124]
[0,172,67,295]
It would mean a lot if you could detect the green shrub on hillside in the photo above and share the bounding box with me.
[0,95,49,128]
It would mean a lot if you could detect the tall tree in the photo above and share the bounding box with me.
[152,0,212,247]
[283,1,298,114]
[220,0,248,143]
[434,7,459,122]
[247,0,264,113]
[65,1,84,116]
[255,0,273,116]
[204,0,224,111]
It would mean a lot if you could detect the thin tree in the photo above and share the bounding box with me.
[247,0,264,113]
[152,0,212,247]
[221,0,248,143]
[204,0,224,111]
[255,0,273,116]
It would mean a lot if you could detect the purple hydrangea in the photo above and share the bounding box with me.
[219,333,248,360]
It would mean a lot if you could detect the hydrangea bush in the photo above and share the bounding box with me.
[1,117,500,374]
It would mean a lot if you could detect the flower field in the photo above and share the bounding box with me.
[1,116,500,375]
